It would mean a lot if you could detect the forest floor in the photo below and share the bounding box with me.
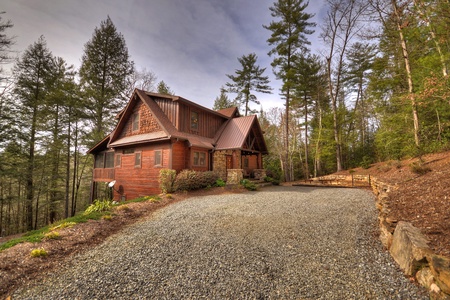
[1,150,450,299]
[333,150,450,258]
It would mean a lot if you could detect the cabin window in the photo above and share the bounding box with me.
[94,153,105,168]
[190,111,199,130]
[105,152,115,168]
[193,151,206,166]
[132,113,140,132]
[115,154,121,168]
[135,152,142,168]
[154,150,162,166]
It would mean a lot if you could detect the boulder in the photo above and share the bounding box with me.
[429,254,450,295]
[389,221,432,276]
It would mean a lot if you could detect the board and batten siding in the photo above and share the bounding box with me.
[154,98,226,138]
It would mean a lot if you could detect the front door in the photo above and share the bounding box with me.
[226,155,233,170]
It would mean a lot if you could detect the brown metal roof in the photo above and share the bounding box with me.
[216,107,239,118]
[109,131,169,147]
[215,115,256,150]
[185,135,214,149]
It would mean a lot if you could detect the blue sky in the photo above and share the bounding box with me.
[2,0,327,110]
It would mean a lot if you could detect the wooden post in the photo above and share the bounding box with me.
[352,174,354,187]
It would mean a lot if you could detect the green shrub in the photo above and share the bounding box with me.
[30,247,48,258]
[270,179,280,185]
[159,169,177,193]
[215,178,226,187]
[240,179,257,191]
[360,156,372,169]
[174,170,219,191]
[263,176,280,186]
[84,199,113,215]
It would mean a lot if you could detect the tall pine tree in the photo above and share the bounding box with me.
[264,0,315,181]
[13,36,54,230]
[79,16,134,145]
[225,53,272,116]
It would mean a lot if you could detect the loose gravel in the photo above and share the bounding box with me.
[14,186,428,299]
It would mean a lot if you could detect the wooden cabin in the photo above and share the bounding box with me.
[88,89,268,201]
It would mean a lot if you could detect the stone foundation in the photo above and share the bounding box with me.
[227,169,243,185]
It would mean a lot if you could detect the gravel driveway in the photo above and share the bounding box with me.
[14,186,428,299]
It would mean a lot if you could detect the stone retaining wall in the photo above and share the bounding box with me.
[371,178,450,299]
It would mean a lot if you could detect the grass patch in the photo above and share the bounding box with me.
[44,231,61,240]
[0,211,108,252]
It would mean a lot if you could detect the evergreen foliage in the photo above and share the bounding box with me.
[264,0,315,181]
[226,53,272,116]
[212,87,234,111]
[156,80,175,95]
[79,16,134,146]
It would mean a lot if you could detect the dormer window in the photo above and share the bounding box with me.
[191,111,198,130]
[132,113,140,132]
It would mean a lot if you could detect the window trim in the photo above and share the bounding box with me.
[134,151,142,168]
[94,153,105,169]
[192,151,207,167]
[115,154,122,168]
[190,111,199,131]
[104,151,115,168]
[154,149,163,167]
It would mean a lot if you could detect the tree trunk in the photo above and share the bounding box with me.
[26,105,37,231]
[49,104,60,224]
[392,0,420,147]
[65,108,71,219]
[304,94,309,179]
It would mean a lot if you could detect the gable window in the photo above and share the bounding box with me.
[135,152,142,168]
[154,150,162,167]
[132,113,140,132]
[190,111,199,131]
[193,151,206,166]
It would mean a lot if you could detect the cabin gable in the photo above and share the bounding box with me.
[118,100,163,139]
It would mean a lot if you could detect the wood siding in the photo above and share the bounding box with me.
[171,140,187,172]
[178,103,225,138]
[93,168,115,182]
[119,100,161,139]
[113,143,171,200]
[154,97,178,129]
